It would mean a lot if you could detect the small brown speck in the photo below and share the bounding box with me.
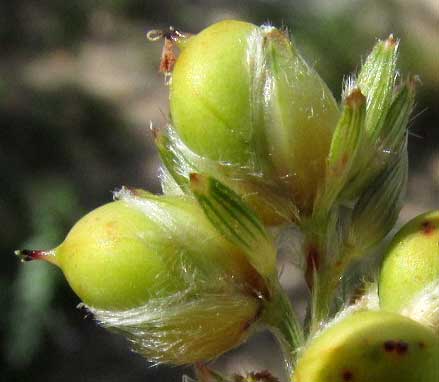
[342,370,354,381]
[421,221,435,235]
[384,340,396,352]
[346,88,366,107]
[396,341,409,355]
[189,173,201,183]
[385,34,398,48]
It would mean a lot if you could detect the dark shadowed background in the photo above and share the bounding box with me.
[1,1,438,381]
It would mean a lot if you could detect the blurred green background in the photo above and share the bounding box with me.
[1,1,438,381]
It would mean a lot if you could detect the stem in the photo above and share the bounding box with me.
[262,281,304,373]
[310,244,362,334]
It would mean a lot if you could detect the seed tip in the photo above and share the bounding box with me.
[421,220,435,235]
[346,88,366,107]
[385,33,398,48]
[15,249,58,265]
[15,249,43,262]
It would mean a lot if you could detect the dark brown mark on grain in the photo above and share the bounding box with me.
[396,341,409,355]
[342,370,354,381]
[384,340,396,352]
[421,220,435,235]
[384,340,409,355]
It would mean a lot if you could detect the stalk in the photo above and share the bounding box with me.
[309,244,363,334]
[262,280,304,372]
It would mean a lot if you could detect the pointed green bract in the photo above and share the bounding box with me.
[190,174,276,280]
[314,88,366,214]
[378,79,416,156]
[294,311,439,382]
[344,38,413,200]
[190,175,304,368]
[350,149,408,250]
[357,35,399,135]
[261,27,340,212]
